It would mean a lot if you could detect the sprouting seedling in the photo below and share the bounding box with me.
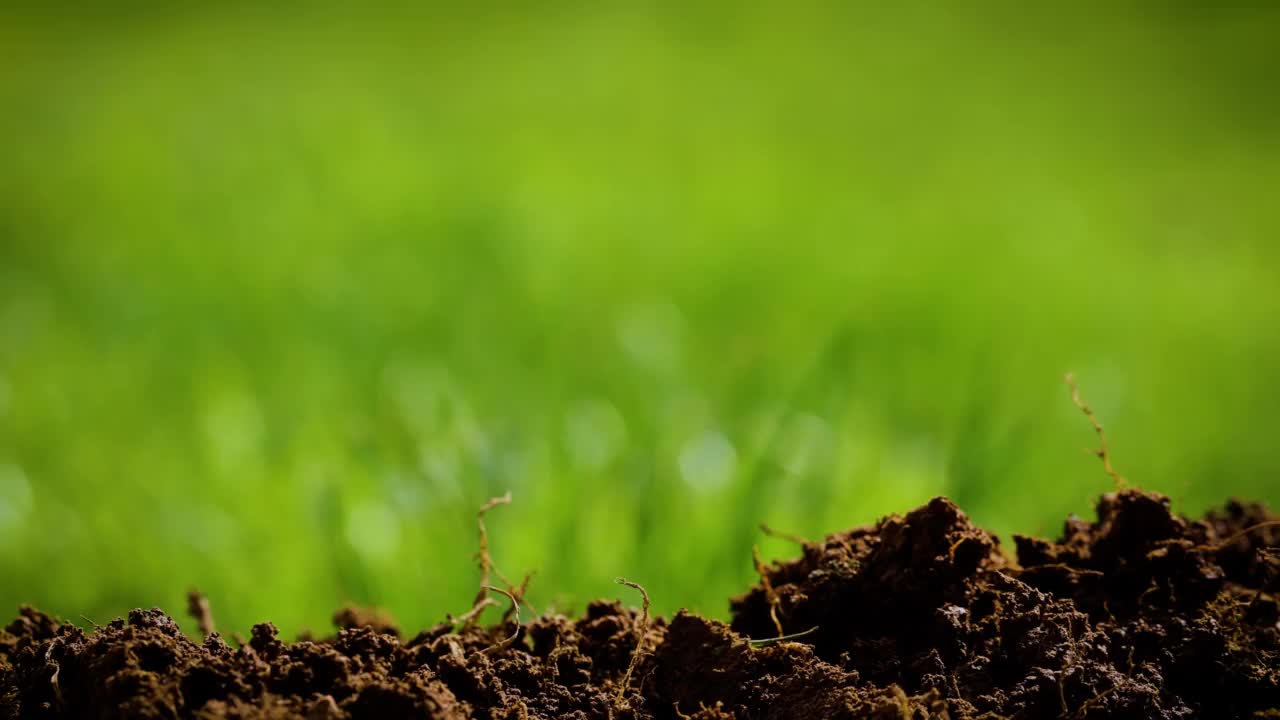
[187,589,216,638]
[1064,372,1126,489]
[752,545,785,638]
[759,522,810,546]
[478,585,521,656]
[614,577,650,706]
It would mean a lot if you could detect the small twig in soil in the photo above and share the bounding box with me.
[187,589,216,637]
[1064,373,1126,489]
[614,577,651,706]
[747,625,819,647]
[760,522,811,546]
[753,545,786,637]
[479,585,521,655]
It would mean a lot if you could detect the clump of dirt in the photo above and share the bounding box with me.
[734,490,1279,718]
[3,489,1278,719]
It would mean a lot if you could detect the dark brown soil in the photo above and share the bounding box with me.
[3,489,1278,719]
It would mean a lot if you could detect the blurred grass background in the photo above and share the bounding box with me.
[1,1,1278,636]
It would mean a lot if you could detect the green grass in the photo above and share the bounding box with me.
[1,2,1278,636]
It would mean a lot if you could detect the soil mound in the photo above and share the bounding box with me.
[3,489,1277,718]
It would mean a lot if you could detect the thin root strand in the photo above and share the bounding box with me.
[753,545,785,638]
[454,597,499,629]
[760,522,811,546]
[1064,372,1126,489]
[474,492,513,602]
[502,571,537,620]
[479,585,521,655]
[465,491,514,628]
[187,589,216,638]
[747,625,819,647]
[1210,520,1280,552]
[614,577,651,706]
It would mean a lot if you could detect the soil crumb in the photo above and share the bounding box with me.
[4,489,1277,718]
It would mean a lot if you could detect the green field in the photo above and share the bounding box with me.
[2,3,1278,636]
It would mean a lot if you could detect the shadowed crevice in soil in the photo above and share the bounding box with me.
[3,489,1278,718]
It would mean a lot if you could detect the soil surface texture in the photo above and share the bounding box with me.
[3,489,1278,719]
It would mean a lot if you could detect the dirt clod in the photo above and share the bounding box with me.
[3,489,1277,718]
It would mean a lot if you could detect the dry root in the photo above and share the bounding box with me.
[44,638,65,710]
[614,577,651,706]
[1210,520,1280,552]
[187,590,216,638]
[760,522,810,546]
[753,545,785,637]
[453,492,541,637]
[473,493,513,601]
[452,598,498,628]
[1064,372,1126,489]
[478,585,522,656]
[463,492,514,629]
[747,625,819,647]
[504,571,537,620]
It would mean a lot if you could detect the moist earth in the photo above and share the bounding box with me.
[2,489,1277,719]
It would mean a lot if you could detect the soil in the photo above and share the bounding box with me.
[2,488,1277,719]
